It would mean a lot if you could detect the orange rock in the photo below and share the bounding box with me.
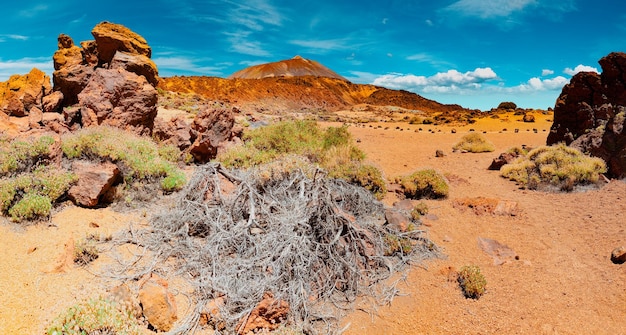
[237,292,289,334]
[92,21,151,64]
[0,68,51,116]
[138,273,178,332]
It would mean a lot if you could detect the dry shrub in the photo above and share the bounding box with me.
[452,133,495,153]
[458,265,487,299]
[501,144,607,191]
[395,169,449,199]
[133,163,439,334]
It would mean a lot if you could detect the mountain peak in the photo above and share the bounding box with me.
[229,56,347,81]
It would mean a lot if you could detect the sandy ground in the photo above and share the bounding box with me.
[1,113,624,334]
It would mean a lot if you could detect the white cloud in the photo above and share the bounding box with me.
[225,0,283,31]
[406,53,456,69]
[564,64,599,76]
[0,34,29,42]
[425,19,434,26]
[289,38,353,54]
[224,31,271,57]
[515,76,569,91]
[382,18,389,25]
[541,69,554,76]
[0,57,53,81]
[444,0,536,18]
[19,4,48,18]
[372,67,497,92]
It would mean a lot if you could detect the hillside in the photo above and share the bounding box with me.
[158,75,469,115]
[229,55,346,80]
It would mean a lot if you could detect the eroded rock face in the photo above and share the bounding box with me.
[548,52,626,178]
[0,68,52,117]
[110,51,159,86]
[78,67,158,135]
[153,115,193,150]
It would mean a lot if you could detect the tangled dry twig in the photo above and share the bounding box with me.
[134,163,439,334]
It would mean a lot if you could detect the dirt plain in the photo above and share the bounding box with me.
[0,111,624,334]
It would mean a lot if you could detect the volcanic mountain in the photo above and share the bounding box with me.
[229,55,346,80]
[159,56,472,116]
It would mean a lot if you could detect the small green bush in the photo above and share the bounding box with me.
[0,135,55,176]
[8,193,52,221]
[74,236,99,266]
[219,120,386,199]
[501,144,607,191]
[452,133,495,153]
[395,169,448,199]
[62,126,186,192]
[46,297,142,335]
[458,265,487,299]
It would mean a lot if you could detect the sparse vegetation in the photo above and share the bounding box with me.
[395,169,449,199]
[410,201,429,220]
[458,265,487,299]
[452,133,495,153]
[46,297,142,335]
[501,144,607,191]
[0,135,56,176]
[218,120,386,199]
[74,235,100,266]
[62,126,186,192]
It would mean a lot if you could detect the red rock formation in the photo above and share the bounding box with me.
[78,68,158,135]
[0,68,52,117]
[547,52,626,178]
[189,105,236,162]
[68,161,121,207]
[91,21,152,65]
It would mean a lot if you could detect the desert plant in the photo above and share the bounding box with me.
[452,133,495,153]
[0,135,55,176]
[501,144,607,191]
[74,235,99,266]
[0,167,76,221]
[395,169,449,199]
[458,265,487,299]
[219,120,387,199]
[46,297,142,335]
[61,126,185,192]
[410,201,429,220]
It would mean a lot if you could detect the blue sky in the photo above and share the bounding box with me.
[1,0,624,110]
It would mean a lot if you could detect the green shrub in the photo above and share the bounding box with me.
[452,133,495,153]
[8,193,52,221]
[62,126,185,191]
[458,265,487,299]
[0,167,76,221]
[46,297,142,335]
[395,169,448,199]
[501,144,607,191]
[0,135,55,175]
[219,120,386,199]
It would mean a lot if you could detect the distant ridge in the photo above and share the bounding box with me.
[229,56,347,81]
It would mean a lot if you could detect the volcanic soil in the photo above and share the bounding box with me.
[0,112,624,334]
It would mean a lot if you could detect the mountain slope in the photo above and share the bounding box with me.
[229,55,346,80]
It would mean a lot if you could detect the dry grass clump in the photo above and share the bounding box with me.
[501,144,606,191]
[133,163,439,334]
[452,133,495,153]
[219,120,386,199]
[458,265,487,299]
[74,235,100,266]
[394,169,449,199]
[46,297,142,335]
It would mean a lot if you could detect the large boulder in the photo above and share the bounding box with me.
[0,68,52,116]
[91,22,152,65]
[68,161,120,207]
[188,106,236,162]
[548,52,626,178]
[52,34,83,70]
[78,67,158,135]
[153,115,193,150]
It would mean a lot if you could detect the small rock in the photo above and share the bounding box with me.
[68,161,121,207]
[611,246,626,264]
[384,209,410,232]
[237,292,289,334]
[435,149,445,157]
[139,273,178,332]
[478,237,517,265]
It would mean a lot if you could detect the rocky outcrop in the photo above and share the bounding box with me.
[547,52,626,178]
[189,105,236,162]
[78,68,158,135]
[0,68,52,117]
[110,51,158,86]
[153,115,193,150]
